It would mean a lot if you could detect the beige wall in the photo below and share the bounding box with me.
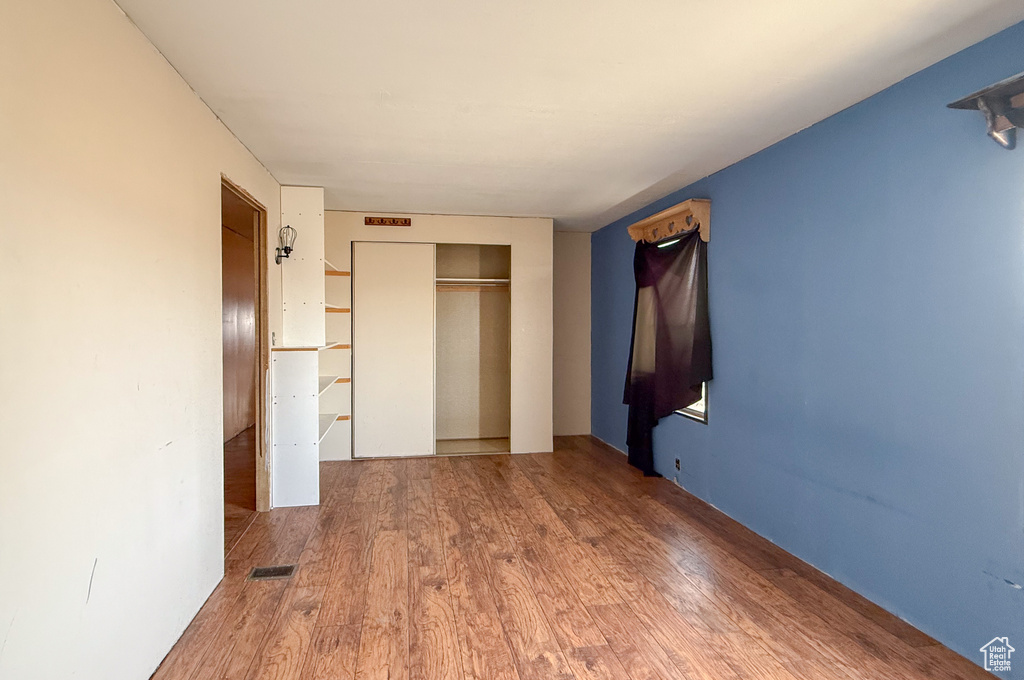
[0,1,281,678]
[553,232,592,435]
[436,288,511,439]
[325,211,554,455]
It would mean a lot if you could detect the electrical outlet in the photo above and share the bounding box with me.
[675,458,681,471]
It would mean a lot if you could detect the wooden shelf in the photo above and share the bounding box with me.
[325,305,351,313]
[318,413,340,442]
[318,376,338,396]
[273,340,347,352]
[325,270,351,277]
[626,198,710,244]
[335,377,351,384]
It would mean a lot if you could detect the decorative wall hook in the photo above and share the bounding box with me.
[275,225,297,264]
[948,71,1024,150]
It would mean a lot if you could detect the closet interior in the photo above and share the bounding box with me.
[435,244,511,455]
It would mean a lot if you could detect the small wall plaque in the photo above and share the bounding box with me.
[365,216,412,227]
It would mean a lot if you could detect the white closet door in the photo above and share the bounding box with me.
[352,242,435,457]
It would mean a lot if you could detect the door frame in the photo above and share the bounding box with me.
[221,176,271,512]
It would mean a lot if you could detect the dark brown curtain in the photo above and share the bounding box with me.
[623,227,712,475]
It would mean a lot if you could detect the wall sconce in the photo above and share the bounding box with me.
[275,225,297,264]
[948,71,1024,150]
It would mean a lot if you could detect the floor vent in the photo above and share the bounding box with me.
[247,565,297,581]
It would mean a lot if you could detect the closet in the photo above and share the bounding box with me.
[351,241,511,458]
[435,244,511,455]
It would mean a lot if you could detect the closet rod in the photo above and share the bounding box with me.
[435,277,510,284]
[436,283,510,292]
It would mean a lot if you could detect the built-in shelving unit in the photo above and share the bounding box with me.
[318,263,353,460]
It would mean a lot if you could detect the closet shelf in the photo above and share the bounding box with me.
[272,339,347,352]
[318,376,338,396]
[325,270,351,277]
[318,413,340,442]
[325,305,351,313]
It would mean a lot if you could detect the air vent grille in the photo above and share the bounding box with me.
[247,564,297,581]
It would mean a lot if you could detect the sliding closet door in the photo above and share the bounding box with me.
[352,242,435,457]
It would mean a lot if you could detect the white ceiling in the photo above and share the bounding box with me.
[115,0,1024,231]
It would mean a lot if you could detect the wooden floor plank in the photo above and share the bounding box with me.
[185,579,289,680]
[317,501,378,626]
[448,457,574,680]
[589,602,692,680]
[355,529,410,680]
[375,460,408,533]
[225,426,259,554]
[563,645,632,680]
[299,625,361,680]
[468,456,608,651]
[496,457,623,607]
[245,584,325,680]
[154,442,993,680]
[295,506,347,588]
[408,477,463,680]
[431,459,521,680]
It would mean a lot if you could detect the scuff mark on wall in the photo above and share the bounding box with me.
[0,610,18,665]
[982,570,1023,591]
[86,558,98,604]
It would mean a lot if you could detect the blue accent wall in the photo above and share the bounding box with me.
[591,22,1024,671]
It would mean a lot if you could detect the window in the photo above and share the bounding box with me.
[675,382,707,423]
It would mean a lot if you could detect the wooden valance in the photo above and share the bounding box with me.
[627,198,710,243]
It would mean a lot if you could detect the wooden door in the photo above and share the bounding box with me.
[352,242,435,457]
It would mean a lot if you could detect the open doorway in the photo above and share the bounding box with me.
[221,179,268,553]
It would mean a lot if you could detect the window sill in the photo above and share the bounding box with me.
[674,408,707,424]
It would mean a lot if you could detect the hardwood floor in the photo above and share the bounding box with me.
[154,436,994,680]
[224,426,258,554]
